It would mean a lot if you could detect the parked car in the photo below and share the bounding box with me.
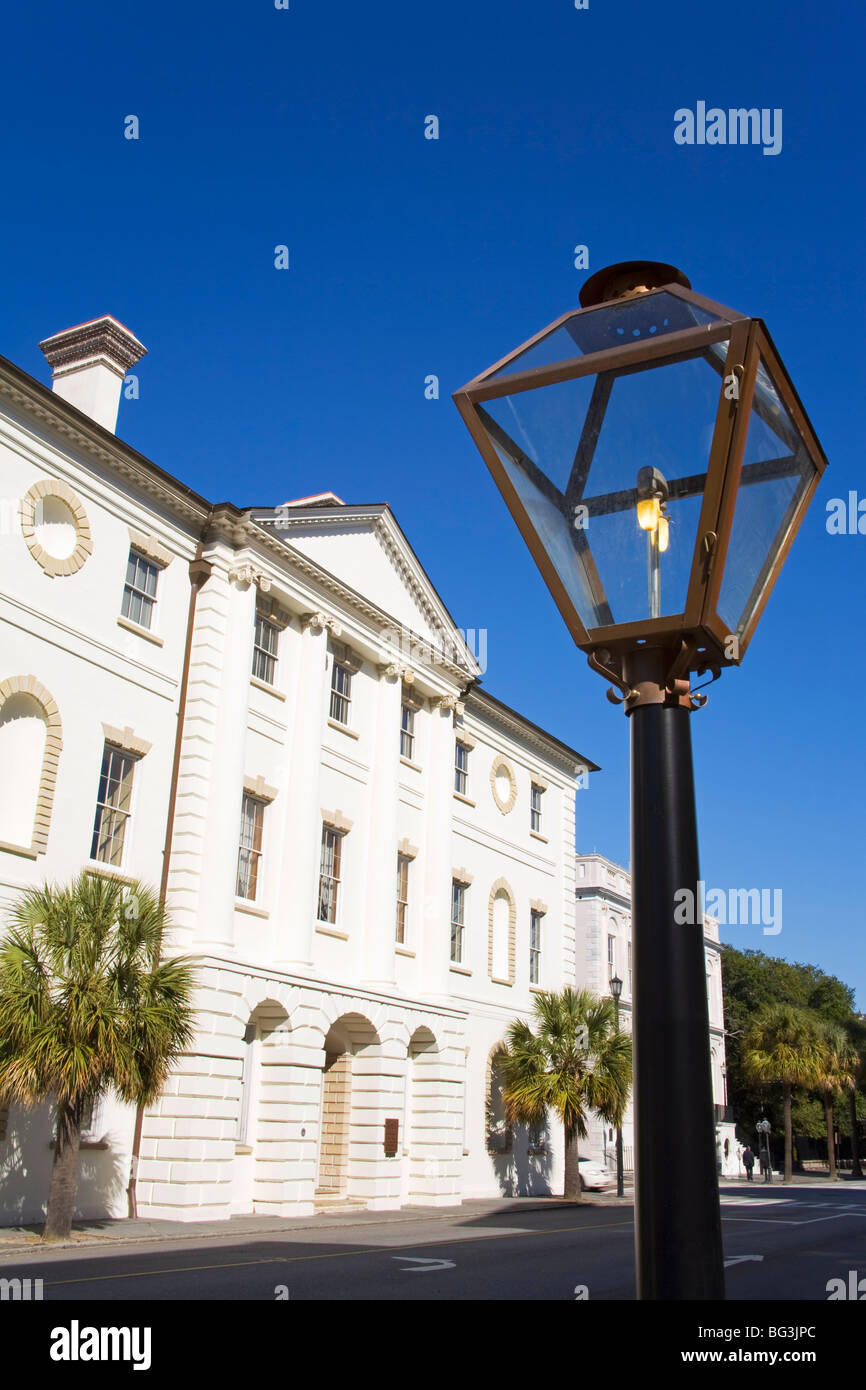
[578,1156,615,1191]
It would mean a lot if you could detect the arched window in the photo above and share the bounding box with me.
[0,677,62,854]
[488,878,516,985]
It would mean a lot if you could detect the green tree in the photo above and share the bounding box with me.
[499,987,632,1200]
[814,1024,857,1179]
[720,945,856,1149]
[0,874,196,1240]
[742,1004,826,1183]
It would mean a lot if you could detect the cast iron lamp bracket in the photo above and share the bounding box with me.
[587,639,720,714]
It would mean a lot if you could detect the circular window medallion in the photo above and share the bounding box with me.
[490,755,518,815]
[20,479,92,577]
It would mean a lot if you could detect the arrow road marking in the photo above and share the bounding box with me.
[393,1256,456,1272]
[724,1255,765,1267]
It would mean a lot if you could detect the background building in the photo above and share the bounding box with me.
[574,852,738,1176]
[0,317,596,1223]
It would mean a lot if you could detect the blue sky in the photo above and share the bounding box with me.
[2,1,863,1003]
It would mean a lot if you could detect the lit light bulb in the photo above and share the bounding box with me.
[636,496,661,531]
[657,514,670,552]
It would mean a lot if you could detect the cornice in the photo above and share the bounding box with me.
[466,689,587,778]
[0,359,211,530]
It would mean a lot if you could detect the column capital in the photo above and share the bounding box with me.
[302,610,341,636]
[229,563,271,592]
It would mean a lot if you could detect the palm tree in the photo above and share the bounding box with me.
[0,873,196,1240]
[815,1024,858,1180]
[845,1016,866,1179]
[742,1004,825,1183]
[499,987,632,1200]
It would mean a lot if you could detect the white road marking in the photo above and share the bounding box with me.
[720,1198,793,1207]
[393,1256,456,1272]
[724,1254,765,1267]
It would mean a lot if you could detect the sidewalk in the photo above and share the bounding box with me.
[0,1191,632,1257]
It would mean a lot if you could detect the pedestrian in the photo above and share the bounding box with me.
[742,1146,755,1181]
[759,1147,772,1183]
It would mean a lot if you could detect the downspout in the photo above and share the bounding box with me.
[127,526,213,1218]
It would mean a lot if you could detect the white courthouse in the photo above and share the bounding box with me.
[575,853,738,1177]
[0,316,604,1223]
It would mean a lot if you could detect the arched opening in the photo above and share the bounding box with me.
[315,1013,380,1204]
[232,1000,290,1215]
[401,1026,439,1203]
[0,694,47,848]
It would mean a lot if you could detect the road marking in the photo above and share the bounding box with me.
[724,1255,764,1267]
[393,1256,455,1272]
[720,1198,793,1207]
[33,1217,635,1289]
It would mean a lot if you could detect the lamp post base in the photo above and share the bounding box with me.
[627,649,725,1301]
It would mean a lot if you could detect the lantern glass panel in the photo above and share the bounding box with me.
[490,292,721,380]
[480,343,729,630]
[717,356,817,638]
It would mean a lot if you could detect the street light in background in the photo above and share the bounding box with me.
[757,1118,773,1184]
[609,973,625,1198]
[453,260,828,1300]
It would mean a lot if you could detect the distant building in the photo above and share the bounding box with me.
[575,853,738,1176]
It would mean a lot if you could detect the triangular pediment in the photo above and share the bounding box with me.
[253,503,481,677]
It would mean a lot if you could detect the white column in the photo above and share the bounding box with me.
[420,696,458,999]
[195,562,258,951]
[361,664,403,987]
[275,612,335,970]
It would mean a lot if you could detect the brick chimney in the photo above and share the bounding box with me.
[38,316,147,434]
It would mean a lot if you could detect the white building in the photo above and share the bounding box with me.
[574,852,738,1176]
[0,316,599,1224]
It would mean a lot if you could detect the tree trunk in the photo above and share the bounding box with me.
[851,1089,862,1179]
[43,1100,83,1241]
[825,1097,837,1180]
[783,1083,793,1184]
[564,1121,581,1200]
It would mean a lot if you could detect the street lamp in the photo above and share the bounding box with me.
[453,260,828,1301]
[757,1118,773,1184]
[609,973,625,1198]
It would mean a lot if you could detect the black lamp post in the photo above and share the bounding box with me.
[609,973,625,1198]
[453,260,828,1301]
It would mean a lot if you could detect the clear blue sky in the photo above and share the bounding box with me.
[2,1,863,1004]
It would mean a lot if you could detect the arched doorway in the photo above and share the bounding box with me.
[315,1013,380,1205]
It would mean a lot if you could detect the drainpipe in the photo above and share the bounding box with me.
[126,528,213,1218]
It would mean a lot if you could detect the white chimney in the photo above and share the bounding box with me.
[38,316,147,434]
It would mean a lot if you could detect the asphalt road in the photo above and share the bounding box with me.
[2,1186,865,1301]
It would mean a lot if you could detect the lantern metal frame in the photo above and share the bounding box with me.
[453,282,828,681]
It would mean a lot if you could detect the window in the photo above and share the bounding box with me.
[0,1106,8,1143]
[80,1094,103,1141]
[252,611,280,685]
[450,880,466,963]
[236,793,265,900]
[628,940,632,996]
[90,744,137,866]
[396,853,410,943]
[121,549,160,630]
[318,826,343,923]
[400,704,415,760]
[330,659,352,726]
[530,910,543,984]
[454,741,470,795]
[531,784,543,833]
[607,932,616,977]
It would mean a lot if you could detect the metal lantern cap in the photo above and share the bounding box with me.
[609,974,624,999]
[453,262,828,690]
